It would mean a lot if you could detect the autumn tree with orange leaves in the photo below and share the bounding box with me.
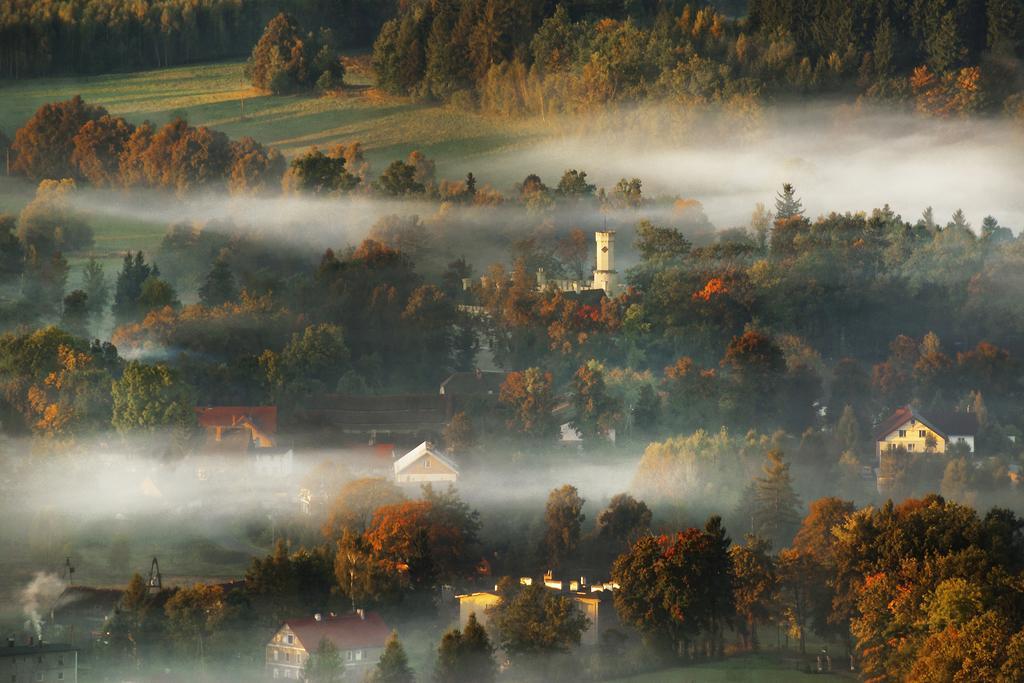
[364,485,480,589]
[499,368,557,440]
[27,344,113,441]
[611,517,735,659]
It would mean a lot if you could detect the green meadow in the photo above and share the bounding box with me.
[0,58,554,292]
[0,58,545,181]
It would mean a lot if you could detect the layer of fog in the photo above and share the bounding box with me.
[38,103,1022,264]
[485,103,1024,230]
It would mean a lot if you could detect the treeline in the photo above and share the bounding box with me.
[373,0,1024,115]
[10,96,284,194]
[0,0,395,78]
[612,494,1024,681]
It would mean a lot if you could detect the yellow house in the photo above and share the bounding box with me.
[456,584,606,647]
[393,441,459,484]
[874,405,978,461]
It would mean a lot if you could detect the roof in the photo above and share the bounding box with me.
[302,394,447,431]
[282,612,390,652]
[440,371,507,396]
[564,289,606,308]
[0,643,78,657]
[873,405,979,441]
[52,586,122,616]
[196,406,278,434]
[393,441,459,475]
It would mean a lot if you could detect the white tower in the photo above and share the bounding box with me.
[593,230,616,296]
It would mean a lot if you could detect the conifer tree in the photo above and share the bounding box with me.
[434,613,496,683]
[371,632,414,683]
[81,258,108,318]
[752,450,802,548]
[198,256,238,307]
[304,638,344,683]
[0,214,24,286]
[774,183,803,220]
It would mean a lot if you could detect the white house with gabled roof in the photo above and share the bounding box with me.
[393,441,459,483]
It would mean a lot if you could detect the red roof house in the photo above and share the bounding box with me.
[265,611,389,680]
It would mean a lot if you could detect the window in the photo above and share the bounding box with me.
[35,674,43,682]
[285,652,290,662]
[425,458,431,468]
[907,443,915,451]
[898,429,907,438]
[57,657,63,667]
[346,650,353,661]
[273,650,279,661]
[919,430,926,438]
[355,650,363,661]
[58,674,63,681]
[287,635,294,645]
[273,669,279,679]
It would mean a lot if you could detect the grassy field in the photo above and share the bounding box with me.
[0,58,545,180]
[0,57,556,291]
[611,653,851,682]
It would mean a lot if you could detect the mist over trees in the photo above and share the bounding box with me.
[5,3,1024,682]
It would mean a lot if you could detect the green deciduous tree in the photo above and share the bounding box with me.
[543,484,585,570]
[491,580,589,657]
[111,361,196,436]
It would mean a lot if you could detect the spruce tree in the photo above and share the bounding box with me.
[434,613,496,683]
[0,213,24,287]
[112,251,154,323]
[753,450,802,549]
[198,256,238,307]
[304,638,344,683]
[371,632,415,683]
[61,289,90,338]
[774,183,803,220]
[81,258,109,317]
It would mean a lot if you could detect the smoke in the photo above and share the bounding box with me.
[20,572,65,639]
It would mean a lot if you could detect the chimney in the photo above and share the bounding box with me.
[314,613,322,622]
[356,608,365,620]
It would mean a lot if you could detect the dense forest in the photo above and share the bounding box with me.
[371,0,1024,115]
[0,0,393,77]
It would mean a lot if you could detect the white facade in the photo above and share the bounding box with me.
[253,448,294,476]
[593,231,617,296]
[393,441,459,483]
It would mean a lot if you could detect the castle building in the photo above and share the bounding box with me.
[592,230,617,296]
